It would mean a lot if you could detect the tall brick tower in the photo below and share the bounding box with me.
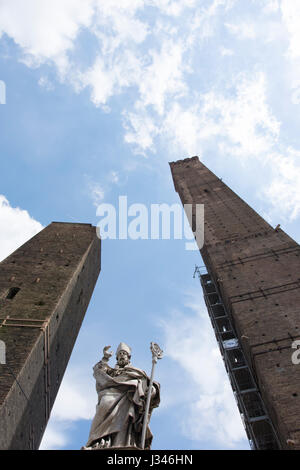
[170,157,300,450]
[0,222,101,449]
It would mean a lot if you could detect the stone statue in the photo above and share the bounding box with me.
[83,342,161,450]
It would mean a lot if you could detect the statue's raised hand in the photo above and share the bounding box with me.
[102,345,113,362]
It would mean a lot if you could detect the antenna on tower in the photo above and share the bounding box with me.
[193,265,207,279]
[193,265,200,279]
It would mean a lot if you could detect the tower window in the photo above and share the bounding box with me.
[6,287,20,299]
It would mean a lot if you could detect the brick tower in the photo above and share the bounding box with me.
[0,222,101,449]
[170,156,300,450]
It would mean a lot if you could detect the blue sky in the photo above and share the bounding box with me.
[1,0,300,450]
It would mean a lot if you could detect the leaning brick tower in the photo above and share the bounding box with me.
[170,156,300,450]
[0,222,101,449]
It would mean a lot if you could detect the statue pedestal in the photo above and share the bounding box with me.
[81,445,147,451]
[93,446,144,450]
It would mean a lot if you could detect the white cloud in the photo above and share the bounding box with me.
[85,170,124,207]
[40,367,96,450]
[38,76,54,91]
[160,289,248,448]
[263,0,280,14]
[291,84,300,105]
[79,34,187,114]
[123,69,283,183]
[157,69,300,221]
[0,0,149,98]
[79,50,142,108]
[149,0,197,17]
[220,46,234,56]
[0,0,235,118]
[214,72,280,157]
[0,0,95,75]
[264,148,300,221]
[50,370,95,422]
[109,171,119,184]
[161,71,280,159]
[281,0,300,59]
[90,182,105,207]
[1,1,300,224]
[93,0,149,47]
[0,195,43,262]
[186,0,237,47]
[139,40,187,115]
[225,21,257,39]
[123,110,160,155]
[39,422,70,450]
[225,13,283,44]
[162,103,204,156]
[274,1,300,105]
[80,56,115,107]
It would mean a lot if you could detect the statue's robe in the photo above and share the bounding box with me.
[86,362,160,449]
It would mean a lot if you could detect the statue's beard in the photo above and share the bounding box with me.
[118,358,129,367]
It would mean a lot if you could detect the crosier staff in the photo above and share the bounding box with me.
[141,342,163,449]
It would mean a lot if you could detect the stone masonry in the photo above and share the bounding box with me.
[170,156,300,450]
[0,222,101,449]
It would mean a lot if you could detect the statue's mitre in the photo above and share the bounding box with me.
[116,342,131,357]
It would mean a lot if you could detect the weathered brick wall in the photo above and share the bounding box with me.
[0,222,101,449]
[170,156,300,450]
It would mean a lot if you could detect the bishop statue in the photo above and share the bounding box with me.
[83,342,161,450]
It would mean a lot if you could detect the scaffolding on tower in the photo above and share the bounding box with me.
[193,265,281,450]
